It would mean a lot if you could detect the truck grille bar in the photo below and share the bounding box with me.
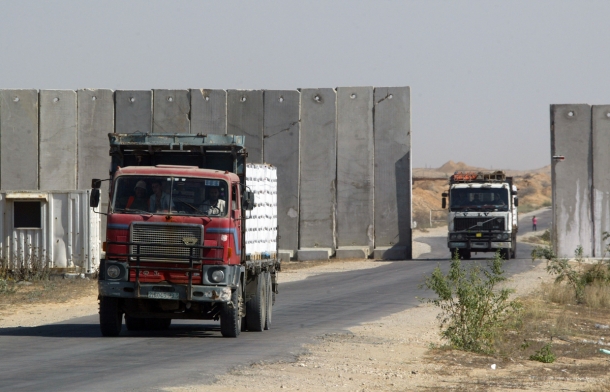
[454,217,505,231]
[130,222,205,263]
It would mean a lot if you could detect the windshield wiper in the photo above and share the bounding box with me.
[114,208,152,216]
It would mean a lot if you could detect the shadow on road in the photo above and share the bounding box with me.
[0,322,223,339]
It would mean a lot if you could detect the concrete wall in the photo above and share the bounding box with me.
[39,90,77,190]
[551,104,599,257]
[592,105,610,257]
[298,88,337,259]
[0,87,413,261]
[373,87,412,260]
[263,90,300,254]
[0,90,39,190]
[336,87,375,258]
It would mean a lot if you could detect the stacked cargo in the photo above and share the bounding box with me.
[245,163,278,259]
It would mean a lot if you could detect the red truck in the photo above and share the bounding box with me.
[90,133,279,337]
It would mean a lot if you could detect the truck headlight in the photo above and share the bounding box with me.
[495,233,509,240]
[450,234,465,240]
[107,265,121,279]
[210,269,225,283]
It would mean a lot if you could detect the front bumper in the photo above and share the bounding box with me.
[99,280,234,302]
[448,241,511,249]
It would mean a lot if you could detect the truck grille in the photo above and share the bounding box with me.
[454,217,505,231]
[130,222,204,263]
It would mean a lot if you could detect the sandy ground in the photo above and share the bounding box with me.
[4,223,606,391]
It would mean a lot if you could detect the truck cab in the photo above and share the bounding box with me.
[442,171,518,260]
[91,133,278,338]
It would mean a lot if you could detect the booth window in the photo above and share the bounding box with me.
[14,201,41,228]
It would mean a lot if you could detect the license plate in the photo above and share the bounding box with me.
[148,291,179,299]
[476,233,482,238]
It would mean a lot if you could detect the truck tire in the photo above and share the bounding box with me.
[99,297,123,337]
[500,249,511,260]
[512,243,517,259]
[220,285,243,337]
[264,272,272,330]
[459,249,471,260]
[125,315,146,331]
[246,273,266,332]
[146,318,172,330]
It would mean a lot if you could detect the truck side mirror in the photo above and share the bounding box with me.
[90,188,100,208]
[242,191,255,211]
[91,179,102,189]
[442,197,446,209]
[514,197,519,207]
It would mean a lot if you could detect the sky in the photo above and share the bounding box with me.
[1,0,609,170]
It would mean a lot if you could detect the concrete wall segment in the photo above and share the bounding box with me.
[191,89,227,135]
[0,89,39,190]
[153,89,190,133]
[77,89,113,243]
[551,104,593,257]
[39,90,77,190]
[263,90,300,253]
[592,105,610,257]
[115,90,152,134]
[227,90,264,163]
[77,89,114,189]
[373,87,412,259]
[298,88,337,251]
[336,86,374,253]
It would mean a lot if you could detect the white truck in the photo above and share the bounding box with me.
[441,171,518,260]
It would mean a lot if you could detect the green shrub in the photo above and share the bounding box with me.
[0,278,15,295]
[529,342,556,363]
[532,241,610,305]
[420,251,522,354]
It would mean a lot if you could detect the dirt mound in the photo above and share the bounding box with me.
[436,160,487,175]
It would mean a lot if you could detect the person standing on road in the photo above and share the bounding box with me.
[532,215,538,231]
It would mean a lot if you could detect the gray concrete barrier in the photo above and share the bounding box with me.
[551,104,593,257]
[0,87,413,261]
[0,89,39,190]
[39,90,77,190]
[191,89,226,135]
[373,87,412,260]
[336,87,374,259]
[263,90,300,256]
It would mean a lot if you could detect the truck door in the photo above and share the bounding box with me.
[232,183,242,262]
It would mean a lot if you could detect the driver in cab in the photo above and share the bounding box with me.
[200,187,226,215]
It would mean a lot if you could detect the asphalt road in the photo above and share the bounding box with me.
[0,211,548,391]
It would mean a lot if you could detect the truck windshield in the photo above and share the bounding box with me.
[111,176,229,216]
[450,188,509,211]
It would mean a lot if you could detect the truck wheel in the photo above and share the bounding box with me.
[125,315,146,331]
[500,249,511,260]
[246,273,266,332]
[99,297,123,337]
[512,244,517,259]
[461,250,471,260]
[220,285,243,337]
[264,272,272,330]
[146,318,172,330]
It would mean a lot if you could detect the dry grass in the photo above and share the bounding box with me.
[0,278,96,312]
[542,281,578,305]
[583,283,610,309]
